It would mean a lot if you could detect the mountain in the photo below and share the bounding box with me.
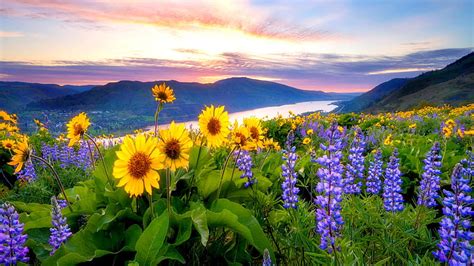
[337,78,410,113]
[28,77,353,118]
[338,52,474,113]
[0,82,95,111]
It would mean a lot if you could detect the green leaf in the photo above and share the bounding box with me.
[208,199,275,262]
[135,212,170,266]
[154,244,185,264]
[190,203,209,246]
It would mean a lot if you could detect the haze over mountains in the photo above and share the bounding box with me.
[338,52,474,113]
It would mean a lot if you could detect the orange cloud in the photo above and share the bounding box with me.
[5,0,328,41]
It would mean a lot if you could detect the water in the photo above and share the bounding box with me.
[146,100,338,131]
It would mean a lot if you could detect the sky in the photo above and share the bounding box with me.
[0,0,473,92]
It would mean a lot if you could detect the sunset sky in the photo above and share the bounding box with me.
[0,0,472,92]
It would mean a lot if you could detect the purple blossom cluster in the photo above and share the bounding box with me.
[49,196,72,255]
[417,142,442,208]
[17,160,36,183]
[41,141,96,170]
[281,146,299,209]
[234,150,255,188]
[344,128,366,194]
[0,203,29,265]
[433,163,473,265]
[313,121,344,253]
[262,248,272,266]
[366,149,383,194]
[383,149,404,212]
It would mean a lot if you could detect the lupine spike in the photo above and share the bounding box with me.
[417,142,442,207]
[344,127,366,194]
[234,150,256,188]
[281,146,299,209]
[313,121,344,253]
[383,149,404,212]
[433,163,473,264]
[366,149,383,194]
[49,196,72,255]
[0,203,29,265]
[17,159,36,183]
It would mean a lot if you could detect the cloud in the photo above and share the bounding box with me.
[0,31,23,37]
[0,48,471,92]
[2,0,329,41]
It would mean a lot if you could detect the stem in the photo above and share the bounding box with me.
[154,103,163,137]
[85,133,113,187]
[148,194,155,218]
[166,168,171,214]
[190,138,203,186]
[259,148,272,171]
[31,155,72,212]
[0,169,13,188]
[86,139,96,168]
[226,149,241,195]
[216,146,236,199]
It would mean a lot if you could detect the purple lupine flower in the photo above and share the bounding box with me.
[262,248,272,266]
[0,203,29,265]
[17,160,36,183]
[417,142,442,208]
[234,150,255,188]
[433,163,473,265]
[313,121,344,253]
[281,146,299,209]
[383,149,404,212]
[344,128,366,194]
[49,196,72,255]
[59,144,73,168]
[366,149,383,194]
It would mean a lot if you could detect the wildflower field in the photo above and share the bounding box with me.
[0,84,473,265]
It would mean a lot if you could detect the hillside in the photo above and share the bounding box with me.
[0,82,94,111]
[28,77,353,120]
[337,78,410,113]
[342,52,474,113]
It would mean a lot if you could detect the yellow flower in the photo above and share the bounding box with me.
[445,119,456,128]
[0,111,16,124]
[113,135,162,197]
[457,129,464,138]
[152,83,176,103]
[1,139,15,150]
[244,117,264,150]
[198,105,230,148]
[383,134,393,146]
[263,138,281,151]
[66,112,90,146]
[8,136,30,173]
[306,129,314,135]
[157,121,192,171]
[409,123,416,129]
[230,123,251,150]
[464,129,474,135]
[337,126,344,133]
[303,137,311,145]
[442,126,452,138]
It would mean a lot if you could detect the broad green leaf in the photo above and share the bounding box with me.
[190,203,209,246]
[154,244,185,265]
[135,212,169,266]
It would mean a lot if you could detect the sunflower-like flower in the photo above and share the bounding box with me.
[384,134,393,146]
[243,117,264,150]
[198,105,230,148]
[303,137,311,145]
[8,136,30,173]
[263,138,281,151]
[230,122,251,150]
[1,139,15,150]
[152,83,176,103]
[66,112,90,147]
[113,135,162,197]
[157,122,192,171]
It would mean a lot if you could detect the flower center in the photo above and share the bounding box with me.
[157,91,168,101]
[165,139,181,160]
[207,118,221,135]
[74,123,84,136]
[235,132,247,146]
[249,127,259,140]
[128,152,151,179]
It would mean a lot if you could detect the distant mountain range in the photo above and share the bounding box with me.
[0,77,356,133]
[338,52,474,113]
[0,82,94,111]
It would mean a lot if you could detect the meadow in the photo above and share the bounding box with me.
[0,83,472,265]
